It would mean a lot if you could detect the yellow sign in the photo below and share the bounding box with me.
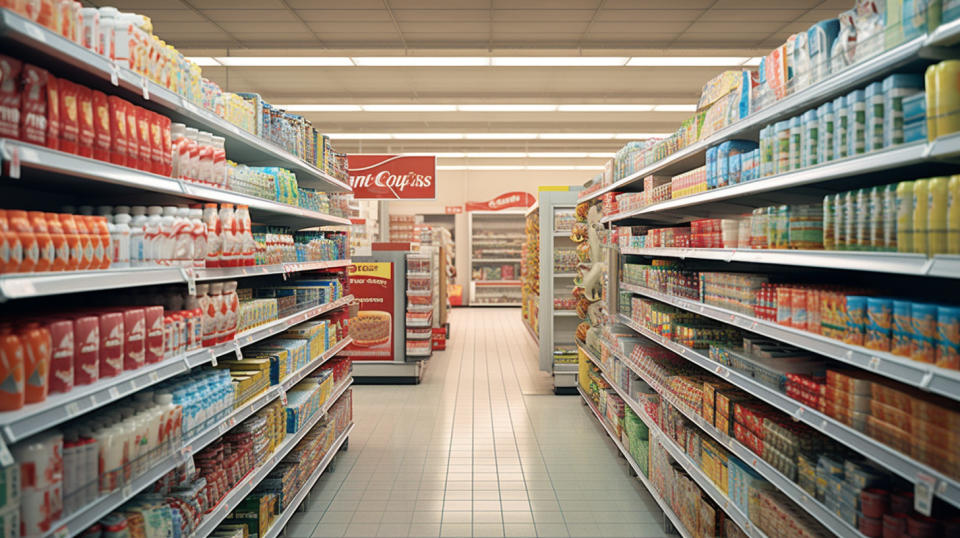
[349,262,392,279]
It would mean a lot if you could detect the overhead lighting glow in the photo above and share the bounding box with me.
[652,104,698,112]
[491,57,628,66]
[613,133,671,139]
[556,104,653,112]
[527,152,588,158]
[391,133,464,139]
[743,57,764,66]
[626,57,749,66]
[277,103,692,112]
[539,133,613,140]
[326,133,392,139]
[352,57,490,66]
[362,104,457,112]
[587,152,616,158]
[463,133,539,140]
[281,104,363,112]
[436,165,605,171]
[214,56,353,66]
[458,104,557,112]
[186,57,220,66]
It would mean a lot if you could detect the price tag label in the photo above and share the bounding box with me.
[149,371,160,383]
[211,353,219,367]
[180,267,196,295]
[915,473,937,516]
[25,22,46,43]
[279,388,287,406]
[869,356,881,370]
[65,402,80,417]
[110,61,120,86]
[9,145,20,179]
[108,387,121,400]
[141,75,150,100]
[232,342,243,361]
[0,439,14,467]
[122,485,132,499]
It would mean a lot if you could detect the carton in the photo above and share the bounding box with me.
[69,314,99,386]
[97,311,124,378]
[144,306,164,364]
[44,319,74,394]
[121,308,145,371]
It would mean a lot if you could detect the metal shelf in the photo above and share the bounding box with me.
[469,302,521,307]
[0,10,349,193]
[406,350,433,358]
[472,258,522,263]
[0,140,350,229]
[189,378,353,538]
[0,260,351,301]
[617,313,960,511]
[522,317,539,346]
[601,140,936,223]
[580,32,941,203]
[620,281,960,402]
[553,272,578,278]
[554,311,578,317]
[577,387,693,538]
[586,342,863,538]
[47,341,352,538]
[473,280,522,286]
[262,423,354,538]
[0,295,353,443]
[620,246,960,279]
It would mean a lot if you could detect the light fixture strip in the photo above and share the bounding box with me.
[278,103,693,112]
[190,56,762,68]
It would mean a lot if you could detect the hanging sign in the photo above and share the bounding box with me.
[465,191,535,212]
[444,206,463,214]
[347,154,436,200]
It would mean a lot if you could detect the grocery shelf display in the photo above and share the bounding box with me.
[0,6,360,537]
[468,210,526,306]
[522,203,540,343]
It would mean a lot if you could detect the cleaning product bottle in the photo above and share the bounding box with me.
[929,176,949,255]
[0,324,25,411]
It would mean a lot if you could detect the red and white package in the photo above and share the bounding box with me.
[19,64,48,145]
[58,79,79,154]
[124,101,139,170]
[70,314,99,386]
[92,90,110,162]
[107,95,127,166]
[76,85,94,158]
[136,106,152,172]
[45,74,60,150]
[121,307,145,371]
[149,110,163,175]
[0,54,23,139]
[97,311,124,378]
[45,318,74,394]
[158,114,171,176]
[144,305,164,364]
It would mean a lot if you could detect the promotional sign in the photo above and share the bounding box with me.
[343,262,395,361]
[465,191,536,212]
[347,154,436,200]
[444,205,463,214]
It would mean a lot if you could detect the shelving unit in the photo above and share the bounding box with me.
[405,251,435,359]
[535,188,582,393]
[521,204,540,341]
[468,210,526,306]
[0,11,359,538]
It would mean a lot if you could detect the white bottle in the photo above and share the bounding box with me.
[170,123,187,180]
[223,280,238,339]
[174,206,193,267]
[185,127,200,182]
[209,282,225,344]
[129,206,147,267]
[97,7,119,58]
[196,283,215,347]
[158,206,178,266]
[143,206,163,265]
[234,205,254,266]
[96,205,117,265]
[189,208,207,269]
[112,213,132,268]
[202,204,221,268]
[211,135,226,188]
[197,131,213,185]
[218,204,236,267]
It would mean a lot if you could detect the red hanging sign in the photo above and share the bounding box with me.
[347,154,437,200]
[465,191,535,212]
[444,205,463,214]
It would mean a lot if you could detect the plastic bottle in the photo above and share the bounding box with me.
[58,213,82,271]
[8,211,38,273]
[211,135,226,188]
[882,73,923,147]
[834,95,848,160]
[174,206,193,267]
[0,210,13,273]
[196,131,212,185]
[97,205,117,263]
[818,102,834,165]
[88,215,110,269]
[129,206,147,267]
[158,206,178,266]
[196,284,214,347]
[929,176,949,256]
[823,194,835,250]
[0,325,25,410]
[209,282,225,344]
[847,89,866,156]
[775,121,790,174]
[864,81,884,152]
[855,188,869,250]
[218,204,237,267]
[914,179,930,255]
[949,175,960,255]
[202,203,221,268]
[926,63,940,141]
[189,207,206,270]
[143,206,163,266]
[235,205,254,266]
[19,322,50,405]
[185,127,200,183]
[183,291,202,350]
[113,213,132,268]
[802,109,818,168]
[223,281,239,340]
[28,211,54,272]
[788,116,802,171]
[170,123,187,180]
[45,213,68,272]
[936,60,960,138]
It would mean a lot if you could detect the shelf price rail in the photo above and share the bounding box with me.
[0,10,350,193]
[615,312,960,512]
[0,295,353,444]
[618,281,960,403]
[48,339,354,538]
[583,341,863,538]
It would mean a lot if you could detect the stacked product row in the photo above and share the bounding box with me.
[521,209,539,337]
[406,253,433,357]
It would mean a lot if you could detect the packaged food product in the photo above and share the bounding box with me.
[76,85,94,158]
[911,302,937,363]
[58,79,79,155]
[107,95,127,166]
[91,90,110,162]
[0,326,25,411]
[45,74,59,150]
[937,306,960,370]
[19,64,48,146]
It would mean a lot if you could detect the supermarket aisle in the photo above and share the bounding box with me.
[286,308,667,538]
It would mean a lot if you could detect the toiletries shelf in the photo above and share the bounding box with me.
[580,27,960,203]
[261,422,354,538]
[47,343,353,538]
[599,136,960,224]
[620,246,960,279]
[586,342,862,538]
[0,259,352,301]
[582,348,766,538]
[0,140,351,230]
[577,386,694,538]
[616,313,960,512]
[0,10,350,193]
[619,280,960,402]
[0,295,354,444]
[188,377,353,538]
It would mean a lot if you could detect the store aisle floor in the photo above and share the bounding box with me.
[286,308,668,538]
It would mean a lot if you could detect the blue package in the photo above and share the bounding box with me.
[904,120,927,143]
[729,151,742,185]
[706,146,719,189]
[903,0,938,40]
[902,91,927,123]
[807,19,840,84]
[717,140,759,188]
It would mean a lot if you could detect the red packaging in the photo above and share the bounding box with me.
[19,64,48,145]
[144,305,164,364]
[121,308,145,371]
[125,101,139,170]
[70,314,99,386]
[0,55,22,139]
[149,111,163,175]
[57,79,78,154]
[76,85,94,158]
[45,318,74,394]
[136,106,152,172]
[91,90,110,162]
[107,96,127,166]
[97,311,124,378]
[45,74,59,150]
[158,115,172,176]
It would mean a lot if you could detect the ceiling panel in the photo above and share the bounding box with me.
[603,0,713,9]
[218,22,309,34]
[201,10,300,22]
[296,10,393,22]
[389,0,492,8]
[135,10,206,23]
[589,22,691,33]
[392,9,490,22]
[188,0,288,9]
[305,22,400,33]
[492,10,595,22]
[492,0,604,8]
[594,10,702,22]
[712,0,823,7]
[701,9,808,22]
[398,22,491,33]
[286,0,386,8]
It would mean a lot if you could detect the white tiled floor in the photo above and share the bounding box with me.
[285,307,670,538]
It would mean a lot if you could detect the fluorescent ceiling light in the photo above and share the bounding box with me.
[281,104,363,112]
[391,133,464,139]
[214,56,353,66]
[326,133,392,139]
[491,57,628,66]
[464,152,527,158]
[352,57,490,66]
[652,104,698,112]
[463,133,539,139]
[426,152,467,158]
[556,104,653,112]
[362,104,457,112]
[744,57,764,66]
[187,57,220,66]
[458,104,557,112]
[588,152,616,158]
[540,133,613,139]
[614,133,670,139]
[626,56,749,66]
[575,165,605,170]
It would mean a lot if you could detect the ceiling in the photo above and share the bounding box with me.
[83,0,855,161]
